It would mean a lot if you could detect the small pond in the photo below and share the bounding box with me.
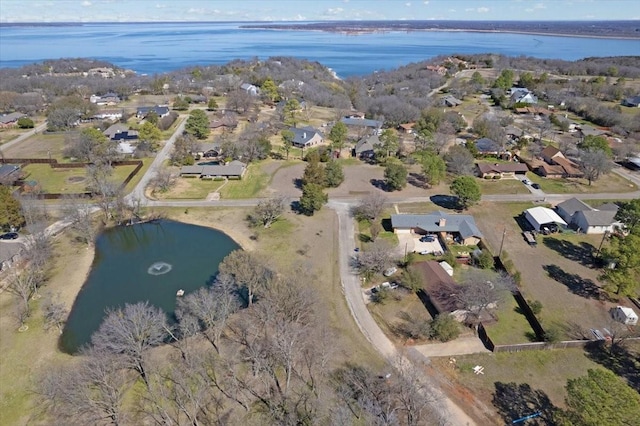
[60,219,239,353]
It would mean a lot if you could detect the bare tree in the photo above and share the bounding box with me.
[579,148,613,185]
[42,293,68,334]
[218,250,273,306]
[6,269,39,324]
[356,240,395,277]
[175,277,240,353]
[91,301,169,386]
[456,269,515,322]
[352,192,388,221]
[149,167,176,194]
[444,145,475,176]
[39,347,131,425]
[247,195,287,228]
[141,350,226,426]
[63,194,97,246]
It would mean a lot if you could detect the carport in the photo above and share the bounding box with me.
[524,206,567,231]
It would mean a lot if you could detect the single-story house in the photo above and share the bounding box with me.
[136,106,170,119]
[397,122,415,134]
[90,93,121,105]
[289,126,323,148]
[475,138,502,156]
[442,95,463,107]
[476,162,529,178]
[340,117,383,130]
[391,211,483,246]
[556,198,620,234]
[538,145,583,178]
[180,160,246,179]
[622,95,640,108]
[240,83,260,96]
[194,143,221,158]
[411,260,460,315]
[92,110,123,121]
[510,88,538,104]
[103,123,138,141]
[524,207,567,231]
[0,112,26,128]
[354,134,380,159]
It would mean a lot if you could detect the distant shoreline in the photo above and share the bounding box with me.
[238,26,640,41]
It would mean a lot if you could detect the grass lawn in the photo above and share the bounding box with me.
[368,290,431,344]
[477,178,530,195]
[219,165,268,199]
[526,171,637,194]
[431,348,605,411]
[2,133,67,160]
[357,216,399,247]
[22,163,139,194]
[484,295,534,345]
[156,177,225,199]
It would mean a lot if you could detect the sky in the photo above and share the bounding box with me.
[1,0,639,23]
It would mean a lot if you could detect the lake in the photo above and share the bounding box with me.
[1,22,639,77]
[59,219,240,354]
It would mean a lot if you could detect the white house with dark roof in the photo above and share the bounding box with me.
[136,106,170,119]
[556,198,620,234]
[391,211,483,246]
[288,126,323,148]
[240,83,260,96]
[510,88,538,104]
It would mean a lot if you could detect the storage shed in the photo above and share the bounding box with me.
[612,306,638,326]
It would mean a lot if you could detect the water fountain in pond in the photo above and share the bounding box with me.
[147,261,172,275]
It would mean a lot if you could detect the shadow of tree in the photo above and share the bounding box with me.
[369,178,391,192]
[492,382,558,425]
[407,172,428,189]
[293,177,303,189]
[543,237,596,267]
[584,342,640,393]
[429,194,459,210]
[543,264,601,299]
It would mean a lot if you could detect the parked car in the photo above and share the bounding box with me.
[420,235,436,242]
[522,178,532,185]
[383,267,397,277]
[0,232,18,240]
[531,183,541,189]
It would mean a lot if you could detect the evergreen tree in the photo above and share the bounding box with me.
[299,183,327,216]
[450,176,481,209]
[384,161,408,191]
[302,151,326,186]
[324,160,344,188]
[185,109,210,139]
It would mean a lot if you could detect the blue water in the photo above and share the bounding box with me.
[59,219,239,353]
[1,22,639,77]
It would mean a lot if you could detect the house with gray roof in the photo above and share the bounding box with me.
[288,126,323,148]
[0,164,22,184]
[391,211,483,246]
[622,95,640,108]
[341,117,383,130]
[510,88,538,104]
[103,123,138,141]
[353,134,380,159]
[136,106,170,119]
[180,160,247,179]
[0,112,26,128]
[555,198,620,234]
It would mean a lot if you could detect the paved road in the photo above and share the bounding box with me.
[330,200,477,426]
[126,116,187,204]
[0,122,48,151]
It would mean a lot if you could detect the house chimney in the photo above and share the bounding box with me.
[439,218,446,227]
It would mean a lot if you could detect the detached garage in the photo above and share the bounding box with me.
[524,207,567,231]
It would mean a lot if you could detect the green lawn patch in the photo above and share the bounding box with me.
[527,171,637,194]
[477,178,529,195]
[484,295,534,345]
[219,165,268,199]
[159,178,225,199]
[22,163,139,195]
[3,133,67,159]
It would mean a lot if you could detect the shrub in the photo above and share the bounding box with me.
[528,299,543,315]
[543,325,561,343]
[429,314,460,342]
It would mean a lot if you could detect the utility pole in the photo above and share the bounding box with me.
[498,227,507,258]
